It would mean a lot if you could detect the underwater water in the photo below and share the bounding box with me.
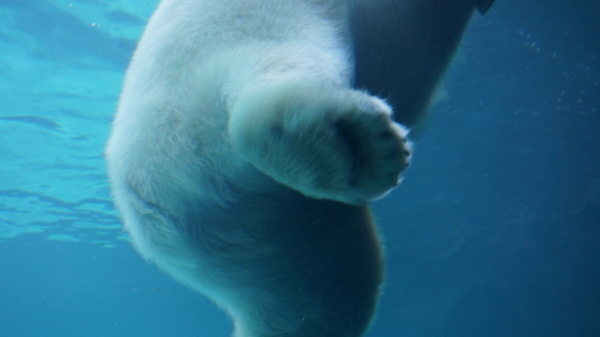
[0,0,598,336]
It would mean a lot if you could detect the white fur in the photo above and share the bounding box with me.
[106,1,412,337]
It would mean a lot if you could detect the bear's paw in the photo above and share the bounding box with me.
[229,79,411,205]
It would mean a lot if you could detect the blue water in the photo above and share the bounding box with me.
[1,1,598,336]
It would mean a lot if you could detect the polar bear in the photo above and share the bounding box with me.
[106,1,493,336]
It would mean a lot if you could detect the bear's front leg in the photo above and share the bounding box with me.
[228,78,411,205]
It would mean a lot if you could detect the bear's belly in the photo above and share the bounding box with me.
[125,181,384,336]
